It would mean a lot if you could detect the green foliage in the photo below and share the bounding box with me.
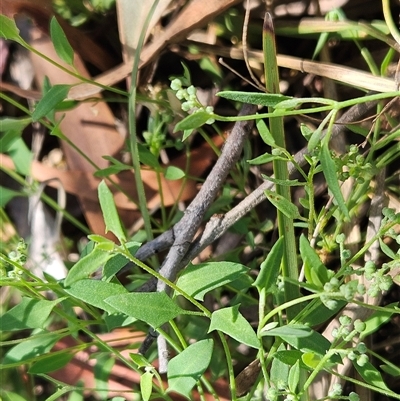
[1,3,400,401]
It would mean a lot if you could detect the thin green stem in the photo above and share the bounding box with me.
[128,0,160,243]
[263,12,300,319]
[382,0,400,46]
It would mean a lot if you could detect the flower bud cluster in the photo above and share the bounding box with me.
[1,239,27,280]
[170,79,215,124]
[364,261,393,297]
[337,145,374,184]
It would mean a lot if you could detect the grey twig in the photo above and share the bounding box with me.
[156,103,257,371]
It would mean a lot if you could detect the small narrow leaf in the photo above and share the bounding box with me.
[209,305,259,349]
[0,15,26,45]
[64,246,112,286]
[105,292,187,328]
[168,339,214,398]
[288,360,300,394]
[247,152,287,165]
[265,189,300,219]
[98,180,126,242]
[256,119,276,146]
[176,262,248,301]
[32,84,71,121]
[300,234,333,288]
[253,237,284,292]
[320,144,350,220]
[174,111,213,132]
[50,17,74,65]
[217,91,290,106]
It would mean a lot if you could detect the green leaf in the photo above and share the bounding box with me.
[104,292,187,328]
[2,333,60,366]
[176,261,248,301]
[130,353,152,368]
[140,371,154,401]
[0,117,31,134]
[0,186,23,207]
[174,111,212,132]
[271,344,289,388]
[50,17,74,65]
[265,189,300,219]
[288,360,300,393]
[353,360,390,391]
[168,339,214,398]
[300,234,333,288]
[103,242,141,281]
[261,324,331,356]
[274,350,309,369]
[164,166,185,180]
[300,299,346,326]
[300,123,313,141]
[94,353,115,399]
[104,314,136,331]
[98,180,126,242]
[32,84,71,121]
[217,91,290,107]
[28,352,73,374]
[0,15,26,45]
[5,137,32,175]
[380,363,400,377]
[320,144,350,220]
[247,152,287,165]
[209,305,259,349]
[64,279,129,314]
[0,390,28,401]
[137,143,160,169]
[253,237,283,292]
[360,302,399,339]
[94,164,131,178]
[256,119,275,146]
[302,352,322,369]
[64,246,113,286]
[0,297,62,331]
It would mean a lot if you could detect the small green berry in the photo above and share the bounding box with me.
[349,392,360,401]
[170,78,182,91]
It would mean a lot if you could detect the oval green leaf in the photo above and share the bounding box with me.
[32,84,71,121]
[176,261,248,301]
[253,236,284,292]
[50,17,74,65]
[98,180,126,243]
[64,246,112,287]
[64,279,129,314]
[104,292,187,328]
[217,91,290,107]
[174,111,212,132]
[209,305,259,349]
[168,339,214,398]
